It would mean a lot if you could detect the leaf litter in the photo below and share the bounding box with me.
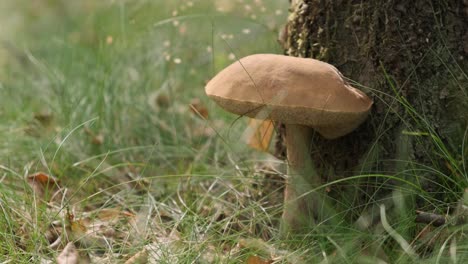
[7,162,300,264]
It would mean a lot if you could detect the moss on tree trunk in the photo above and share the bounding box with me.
[277,0,467,221]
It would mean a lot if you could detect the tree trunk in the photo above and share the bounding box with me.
[278,0,467,224]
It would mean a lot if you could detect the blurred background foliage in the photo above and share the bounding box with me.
[0,1,291,216]
[0,0,287,175]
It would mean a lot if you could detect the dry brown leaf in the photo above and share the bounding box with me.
[27,172,62,202]
[28,172,59,185]
[125,248,149,264]
[57,242,91,264]
[246,255,272,264]
[189,98,209,119]
[69,217,109,252]
[57,242,79,264]
[68,208,135,251]
[245,119,274,152]
[67,212,88,241]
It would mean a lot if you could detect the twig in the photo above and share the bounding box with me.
[415,210,447,227]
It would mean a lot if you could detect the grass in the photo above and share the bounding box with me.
[0,0,467,263]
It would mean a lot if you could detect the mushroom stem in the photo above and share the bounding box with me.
[281,124,321,232]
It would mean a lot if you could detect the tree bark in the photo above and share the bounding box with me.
[278,0,467,222]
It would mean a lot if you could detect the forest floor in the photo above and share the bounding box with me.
[0,1,466,263]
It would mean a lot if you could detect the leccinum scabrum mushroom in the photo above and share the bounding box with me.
[205,54,373,232]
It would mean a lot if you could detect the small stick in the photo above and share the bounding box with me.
[415,210,447,227]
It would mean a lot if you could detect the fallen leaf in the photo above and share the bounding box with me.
[69,216,109,252]
[28,172,59,185]
[57,242,91,264]
[27,172,62,202]
[67,212,87,240]
[57,242,79,264]
[244,119,274,152]
[67,208,136,252]
[125,248,148,264]
[189,98,209,119]
[246,255,272,264]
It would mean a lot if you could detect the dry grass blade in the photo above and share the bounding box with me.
[124,248,149,264]
[380,204,416,259]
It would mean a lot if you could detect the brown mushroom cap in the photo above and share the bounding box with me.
[205,54,373,139]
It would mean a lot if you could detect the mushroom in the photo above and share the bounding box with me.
[205,54,373,232]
